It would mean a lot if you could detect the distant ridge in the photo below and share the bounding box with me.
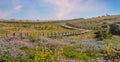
[0,14,120,22]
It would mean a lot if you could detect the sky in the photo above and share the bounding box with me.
[0,0,120,20]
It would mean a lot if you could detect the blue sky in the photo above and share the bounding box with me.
[0,0,120,20]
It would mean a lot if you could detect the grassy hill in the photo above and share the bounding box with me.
[0,15,120,62]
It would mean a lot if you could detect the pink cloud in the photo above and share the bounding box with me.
[14,5,23,10]
[43,0,106,19]
[0,10,14,18]
[44,0,74,19]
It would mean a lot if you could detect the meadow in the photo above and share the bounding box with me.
[0,15,120,62]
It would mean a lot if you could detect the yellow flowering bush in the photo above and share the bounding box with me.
[34,41,63,62]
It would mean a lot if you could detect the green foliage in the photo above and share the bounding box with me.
[104,36,120,48]
[63,46,97,61]
[0,53,15,62]
[104,42,120,60]
[110,24,120,35]
[95,30,112,40]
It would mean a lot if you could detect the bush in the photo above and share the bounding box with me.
[95,30,112,40]
[34,41,63,62]
[110,24,120,35]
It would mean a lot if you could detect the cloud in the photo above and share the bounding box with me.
[43,0,106,19]
[0,0,24,18]
[0,0,107,19]
[43,0,74,19]
[0,5,23,18]
[14,5,23,11]
[0,10,13,18]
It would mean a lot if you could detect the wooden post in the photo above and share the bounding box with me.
[19,33,22,39]
[13,33,15,37]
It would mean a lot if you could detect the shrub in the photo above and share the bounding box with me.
[34,41,63,62]
[95,30,112,40]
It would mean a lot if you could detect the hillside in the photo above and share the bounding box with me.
[0,15,120,62]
